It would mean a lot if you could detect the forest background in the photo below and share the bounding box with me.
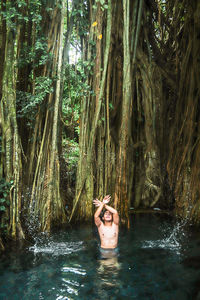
[0,0,200,250]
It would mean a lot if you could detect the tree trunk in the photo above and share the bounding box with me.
[1,23,24,239]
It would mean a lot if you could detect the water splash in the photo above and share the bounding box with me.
[29,240,84,256]
[142,220,187,255]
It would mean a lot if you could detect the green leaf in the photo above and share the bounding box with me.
[109,103,114,110]
[0,206,6,211]
[0,223,7,229]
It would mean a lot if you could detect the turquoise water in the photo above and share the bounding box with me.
[0,214,200,299]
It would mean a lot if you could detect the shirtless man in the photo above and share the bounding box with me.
[93,195,119,254]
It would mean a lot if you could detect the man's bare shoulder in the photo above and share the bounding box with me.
[112,222,119,230]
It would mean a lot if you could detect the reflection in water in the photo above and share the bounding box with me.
[61,264,86,297]
[96,250,121,298]
[29,239,87,299]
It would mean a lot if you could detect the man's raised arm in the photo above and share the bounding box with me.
[93,199,104,227]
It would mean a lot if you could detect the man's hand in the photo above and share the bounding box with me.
[93,199,103,207]
[103,194,111,204]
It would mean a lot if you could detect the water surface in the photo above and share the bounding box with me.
[0,213,200,299]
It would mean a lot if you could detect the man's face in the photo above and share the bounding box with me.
[103,210,113,222]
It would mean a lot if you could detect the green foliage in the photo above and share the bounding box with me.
[109,103,114,110]
[61,58,92,181]
[67,0,90,66]
[0,0,43,29]
[0,2,24,28]
[63,139,79,167]
[79,59,95,76]
[62,138,79,183]
[17,76,53,122]
[62,62,90,137]
[70,0,89,38]
[18,37,52,68]
[0,179,13,234]
[0,179,13,207]
[93,0,108,11]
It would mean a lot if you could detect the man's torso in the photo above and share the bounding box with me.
[98,222,119,249]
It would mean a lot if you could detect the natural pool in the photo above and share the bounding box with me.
[0,213,200,300]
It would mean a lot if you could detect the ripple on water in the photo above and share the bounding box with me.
[61,266,86,275]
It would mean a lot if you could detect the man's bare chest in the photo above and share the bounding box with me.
[99,225,118,238]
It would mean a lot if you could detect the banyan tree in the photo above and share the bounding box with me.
[0,0,67,240]
[71,0,200,225]
[0,0,200,249]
